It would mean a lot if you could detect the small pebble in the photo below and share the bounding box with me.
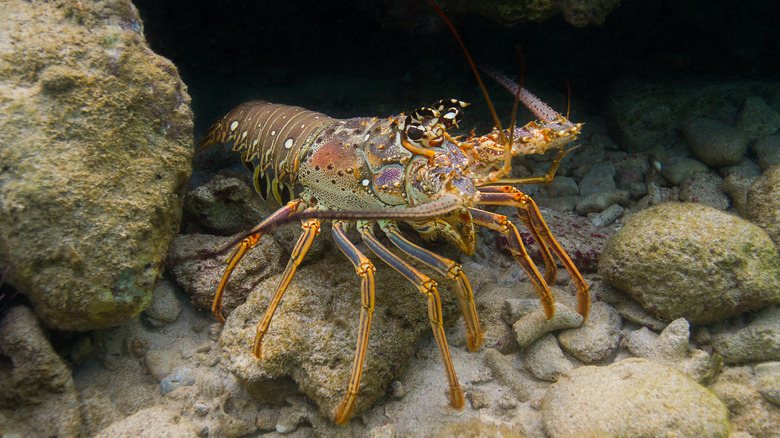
[390,380,404,399]
[256,408,280,432]
[468,390,488,409]
[275,407,305,433]
[161,367,195,396]
[525,334,573,381]
[498,394,518,410]
[559,301,621,363]
[512,302,583,348]
[588,204,624,227]
[144,349,180,382]
[124,337,150,359]
[575,189,630,215]
[209,323,223,341]
[143,279,183,327]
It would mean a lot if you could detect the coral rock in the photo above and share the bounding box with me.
[599,203,780,324]
[0,306,82,437]
[543,358,730,437]
[0,0,193,330]
[747,165,780,247]
[683,117,749,168]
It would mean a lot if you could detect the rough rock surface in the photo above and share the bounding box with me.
[94,406,199,438]
[712,305,780,364]
[747,165,780,247]
[168,232,286,318]
[711,366,780,437]
[599,202,780,324]
[679,171,730,210]
[683,117,750,167]
[753,136,780,170]
[219,253,461,421]
[558,300,621,363]
[543,358,730,437]
[625,318,713,382]
[0,306,82,437]
[0,0,193,330]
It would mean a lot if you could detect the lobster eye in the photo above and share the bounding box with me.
[441,108,462,128]
[407,125,425,141]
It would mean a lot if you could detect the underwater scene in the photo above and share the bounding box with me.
[1,0,779,436]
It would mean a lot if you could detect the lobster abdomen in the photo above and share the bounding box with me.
[197,101,337,183]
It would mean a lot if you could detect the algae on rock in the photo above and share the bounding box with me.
[0,0,193,330]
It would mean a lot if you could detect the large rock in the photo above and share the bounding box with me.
[598,203,780,324]
[683,117,749,168]
[0,0,193,330]
[220,252,461,422]
[543,358,730,437]
[0,306,82,437]
[747,165,780,248]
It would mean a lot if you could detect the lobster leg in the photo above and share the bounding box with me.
[469,208,556,319]
[476,190,590,319]
[380,221,483,351]
[253,217,321,358]
[478,186,557,285]
[212,199,305,323]
[331,221,377,425]
[359,222,465,410]
[489,146,579,186]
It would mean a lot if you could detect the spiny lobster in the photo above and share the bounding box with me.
[196,7,589,426]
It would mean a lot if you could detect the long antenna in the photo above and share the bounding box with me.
[428,0,509,147]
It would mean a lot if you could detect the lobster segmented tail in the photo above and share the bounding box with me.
[196,101,338,183]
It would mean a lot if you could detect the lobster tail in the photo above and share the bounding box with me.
[197,101,337,181]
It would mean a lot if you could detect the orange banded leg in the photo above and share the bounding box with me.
[479,189,589,319]
[478,186,557,285]
[469,207,555,319]
[212,199,305,323]
[331,221,376,425]
[491,146,579,186]
[359,222,465,410]
[380,220,483,351]
[253,217,321,358]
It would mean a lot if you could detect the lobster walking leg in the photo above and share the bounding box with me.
[359,222,465,410]
[331,221,377,425]
[469,208,556,319]
[479,186,557,285]
[253,217,321,358]
[477,190,590,319]
[212,199,305,323]
[380,221,483,351]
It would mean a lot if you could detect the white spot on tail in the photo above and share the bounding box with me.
[362,179,370,186]
[284,138,294,149]
[229,121,239,131]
